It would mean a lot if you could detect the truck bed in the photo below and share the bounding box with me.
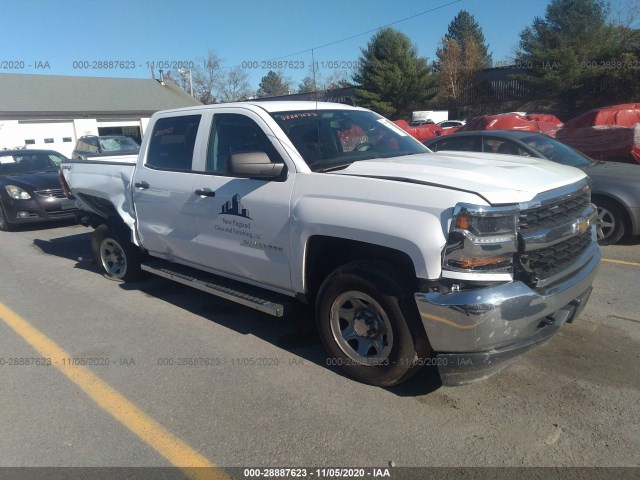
[61,158,137,233]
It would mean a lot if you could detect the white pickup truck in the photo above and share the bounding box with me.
[60,101,600,387]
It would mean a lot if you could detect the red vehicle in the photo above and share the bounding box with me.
[457,113,562,137]
[556,104,640,164]
[393,120,443,142]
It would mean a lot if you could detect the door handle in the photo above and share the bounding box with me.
[194,188,216,197]
[134,181,150,189]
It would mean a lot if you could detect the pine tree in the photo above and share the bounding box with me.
[353,27,434,118]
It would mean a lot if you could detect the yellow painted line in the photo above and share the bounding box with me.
[0,302,229,480]
[602,258,640,267]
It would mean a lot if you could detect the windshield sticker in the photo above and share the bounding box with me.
[153,126,174,137]
[377,118,408,136]
[0,156,16,164]
[273,112,318,121]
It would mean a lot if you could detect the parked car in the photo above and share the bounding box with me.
[72,135,140,160]
[424,130,640,245]
[437,120,466,129]
[0,149,79,231]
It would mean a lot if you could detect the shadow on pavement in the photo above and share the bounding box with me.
[121,276,442,396]
[31,230,97,273]
[29,223,442,395]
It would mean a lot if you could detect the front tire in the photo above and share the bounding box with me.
[91,223,142,282]
[595,198,626,245]
[0,204,12,232]
[316,261,430,387]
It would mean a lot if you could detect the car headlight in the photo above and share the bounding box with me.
[443,203,518,274]
[5,185,32,200]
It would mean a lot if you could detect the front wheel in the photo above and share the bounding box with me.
[91,224,142,282]
[595,198,626,245]
[316,261,430,387]
[0,204,12,232]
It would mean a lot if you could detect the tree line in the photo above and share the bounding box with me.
[167,0,640,120]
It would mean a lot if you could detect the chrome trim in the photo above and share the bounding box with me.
[519,204,597,251]
[415,245,600,353]
[518,177,591,211]
[453,203,519,217]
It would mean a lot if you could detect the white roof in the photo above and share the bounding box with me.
[158,101,364,115]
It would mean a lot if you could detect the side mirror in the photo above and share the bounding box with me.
[230,152,285,179]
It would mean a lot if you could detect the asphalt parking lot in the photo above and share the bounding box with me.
[0,221,638,478]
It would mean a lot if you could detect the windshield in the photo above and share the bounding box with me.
[521,134,594,167]
[98,137,140,152]
[0,153,59,175]
[271,109,429,171]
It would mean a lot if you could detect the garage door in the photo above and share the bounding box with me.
[18,121,76,158]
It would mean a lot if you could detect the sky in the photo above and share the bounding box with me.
[0,0,630,91]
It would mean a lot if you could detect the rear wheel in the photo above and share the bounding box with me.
[316,261,430,387]
[91,224,142,282]
[595,198,626,245]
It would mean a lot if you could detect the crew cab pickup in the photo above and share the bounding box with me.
[60,102,600,387]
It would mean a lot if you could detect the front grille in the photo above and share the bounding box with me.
[519,192,590,231]
[34,188,66,199]
[46,210,76,217]
[517,232,592,283]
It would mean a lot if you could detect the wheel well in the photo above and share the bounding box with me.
[304,236,417,303]
[592,194,632,230]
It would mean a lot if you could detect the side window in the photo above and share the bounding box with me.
[483,137,529,156]
[147,115,201,170]
[206,114,281,174]
[432,137,480,152]
[84,137,99,153]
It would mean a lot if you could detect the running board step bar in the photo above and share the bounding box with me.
[141,260,293,317]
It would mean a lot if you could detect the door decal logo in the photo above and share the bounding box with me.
[220,194,251,219]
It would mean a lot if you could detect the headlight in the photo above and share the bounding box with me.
[443,203,518,274]
[5,185,31,200]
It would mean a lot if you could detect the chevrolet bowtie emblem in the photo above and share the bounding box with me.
[573,217,590,235]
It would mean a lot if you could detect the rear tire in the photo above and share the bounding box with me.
[91,223,142,282]
[315,260,431,387]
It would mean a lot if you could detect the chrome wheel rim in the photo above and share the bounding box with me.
[100,237,127,279]
[596,206,615,241]
[330,291,393,366]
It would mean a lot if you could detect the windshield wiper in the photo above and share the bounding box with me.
[317,163,354,172]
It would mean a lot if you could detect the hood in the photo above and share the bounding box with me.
[585,161,640,183]
[1,172,61,191]
[334,152,588,204]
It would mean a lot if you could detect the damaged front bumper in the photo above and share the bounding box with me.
[415,245,600,386]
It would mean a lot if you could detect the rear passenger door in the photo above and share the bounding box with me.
[132,113,203,264]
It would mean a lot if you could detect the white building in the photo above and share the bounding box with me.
[0,73,201,157]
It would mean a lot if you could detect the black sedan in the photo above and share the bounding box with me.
[425,131,640,245]
[0,149,79,231]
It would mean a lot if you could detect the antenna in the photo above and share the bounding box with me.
[311,48,318,101]
[312,48,322,164]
